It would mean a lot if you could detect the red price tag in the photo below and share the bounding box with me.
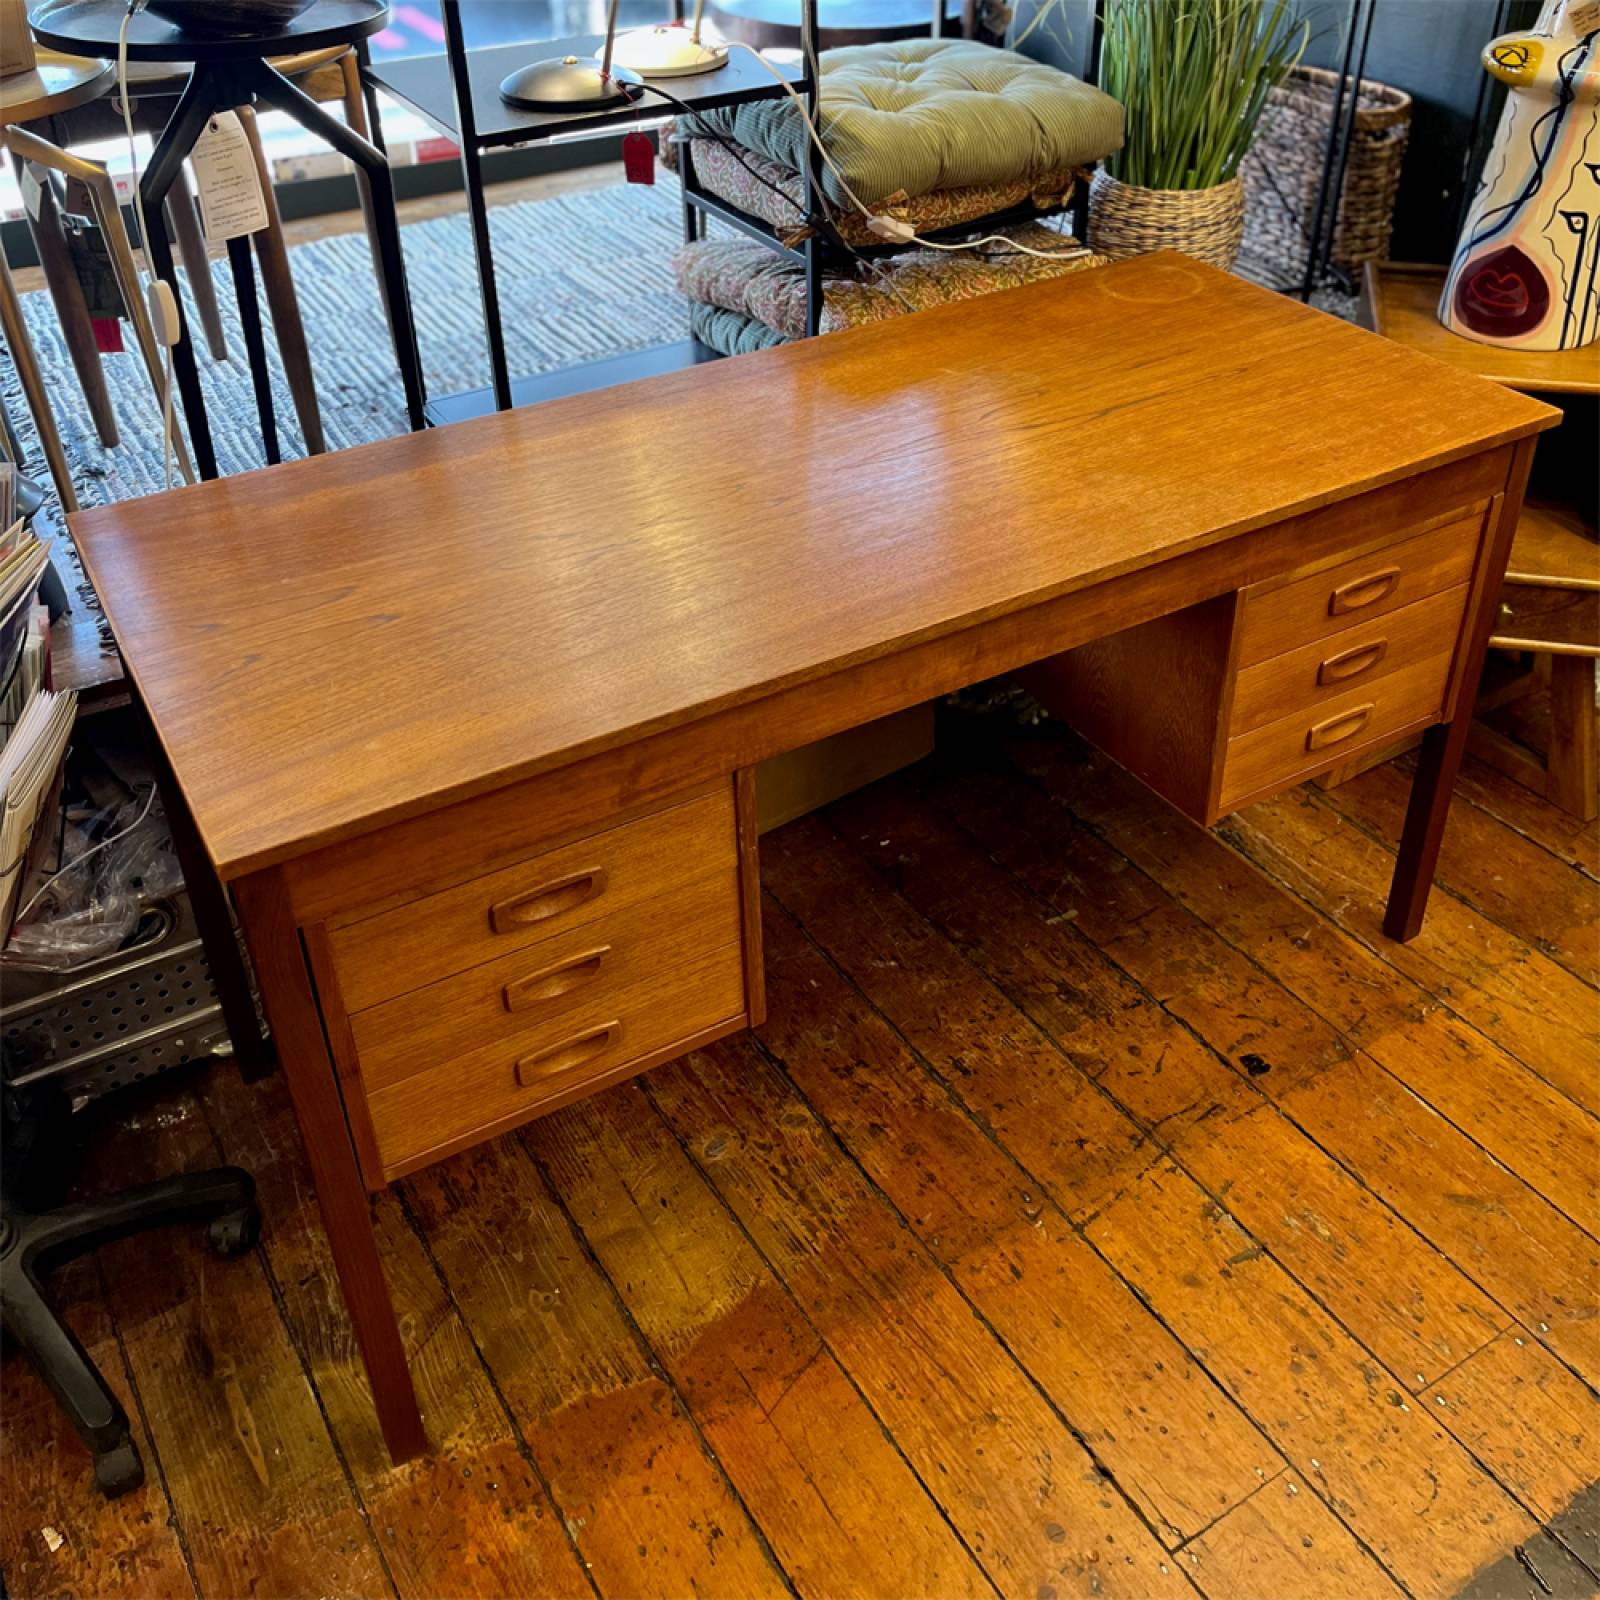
[92,317,125,354]
[623,130,656,185]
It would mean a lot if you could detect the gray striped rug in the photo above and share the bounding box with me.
[2,178,688,510]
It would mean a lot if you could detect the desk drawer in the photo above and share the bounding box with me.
[1219,646,1454,811]
[1230,584,1470,738]
[1236,513,1481,667]
[364,940,745,1179]
[329,785,735,1012]
[350,862,741,1094]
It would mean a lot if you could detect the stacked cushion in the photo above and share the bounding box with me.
[675,38,1124,209]
[677,224,1111,353]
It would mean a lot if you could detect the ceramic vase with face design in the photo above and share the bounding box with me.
[1440,0,1600,351]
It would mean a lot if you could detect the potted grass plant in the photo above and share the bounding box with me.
[1091,0,1308,270]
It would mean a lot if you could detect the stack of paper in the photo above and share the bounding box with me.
[0,515,73,938]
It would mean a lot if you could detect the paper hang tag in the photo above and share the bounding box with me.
[622,130,656,186]
[189,110,269,242]
[1570,0,1600,35]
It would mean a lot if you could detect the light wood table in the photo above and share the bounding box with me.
[70,255,1557,1461]
[1360,261,1599,817]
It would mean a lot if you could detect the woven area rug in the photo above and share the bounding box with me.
[2,179,688,510]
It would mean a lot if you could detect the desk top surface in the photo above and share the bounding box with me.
[71,254,1557,882]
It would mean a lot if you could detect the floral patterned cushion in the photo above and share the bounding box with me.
[676,224,1111,342]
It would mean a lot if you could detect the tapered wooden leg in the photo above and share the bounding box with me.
[18,160,118,447]
[0,240,78,512]
[238,105,324,455]
[163,170,228,362]
[1547,653,1598,821]
[232,868,429,1464]
[1384,440,1538,942]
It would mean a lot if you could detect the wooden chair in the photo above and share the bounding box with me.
[0,48,195,507]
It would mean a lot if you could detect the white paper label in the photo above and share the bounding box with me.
[189,111,269,242]
[20,164,42,222]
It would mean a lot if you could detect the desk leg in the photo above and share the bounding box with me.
[1384,439,1536,942]
[233,868,428,1464]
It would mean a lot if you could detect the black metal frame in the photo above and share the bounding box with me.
[1297,0,1379,300]
[131,54,428,477]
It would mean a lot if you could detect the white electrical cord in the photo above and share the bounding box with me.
[14,781,159,924]
[722,38,1093,261]
[118,1,181,491]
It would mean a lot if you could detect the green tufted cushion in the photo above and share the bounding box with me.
[679,39,1123,209]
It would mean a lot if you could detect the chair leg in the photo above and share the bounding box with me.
[17,161,118,448]
[1546,653,1598,821]
[163,167,228,362]
[237,104,324,455]
[0,242,78,512]
[340,48,397,345]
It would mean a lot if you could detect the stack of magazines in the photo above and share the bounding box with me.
[0,501,76,940]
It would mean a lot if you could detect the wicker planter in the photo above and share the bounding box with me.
[1241,65,1412,276]
[1088,171,1246,270]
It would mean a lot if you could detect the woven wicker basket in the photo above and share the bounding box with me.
[1241,65,1412,275]
[1088,171,1246,270]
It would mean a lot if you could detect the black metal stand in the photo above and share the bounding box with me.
[1298,0,1378,301]
[133,57,426,476]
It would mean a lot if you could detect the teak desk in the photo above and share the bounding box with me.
[70,256,1558,1460]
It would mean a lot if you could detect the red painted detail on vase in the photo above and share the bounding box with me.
[1453,245,1552,337]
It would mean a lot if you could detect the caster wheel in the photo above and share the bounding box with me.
[94,1439,144,1498]
[207,1202,260,1258]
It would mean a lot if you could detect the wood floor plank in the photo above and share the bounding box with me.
[1422,1328,1600,1541]
[1224,785,1597,1115]
[1310,748,1598,986]
[1449,749,1600,882]
[199,1065,591,1600]
[1179,1473,1402,1600]
[895,740,1600,1385]
[528,1087,999,1600]
[749,867,1281,1547]
[93,1085,393,1600]
[641,1047,1198,1600]
[402,1134,789,1600]
[829,776,1514,1394]
[1000,728,1599,1196]
[1085,1156,1539,1598]
[0,1255,195,1600]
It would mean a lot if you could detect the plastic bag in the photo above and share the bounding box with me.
[3,788,178,970]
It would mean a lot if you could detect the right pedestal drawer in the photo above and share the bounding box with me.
[1023,499,1491,827]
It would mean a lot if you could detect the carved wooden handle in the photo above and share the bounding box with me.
[1306,704,1374,751]
[1328,568,1399,615]
[514,1021,622,1087]
[1317,637,1388,685]
[503,946,610,1012]
[490,867,606,933]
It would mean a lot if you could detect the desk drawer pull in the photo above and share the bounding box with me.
[1328,568,1400,615]
[1317,638,1388,685]
[503,946,611,1012]
[1306,704,1374,752]
[490,868,607,933]
[515,1021,622,1087]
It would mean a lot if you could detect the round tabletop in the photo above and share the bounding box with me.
[0,49,113,123]
[29,0,388,62]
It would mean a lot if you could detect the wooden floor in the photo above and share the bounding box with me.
[3,701,1597,1600]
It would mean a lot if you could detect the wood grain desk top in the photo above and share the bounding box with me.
[70,254,1558,881]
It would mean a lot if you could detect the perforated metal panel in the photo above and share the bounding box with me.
[1,896,234,1105]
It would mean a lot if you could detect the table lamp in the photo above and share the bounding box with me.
[612,0,730,79]
[500,0,644,109]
